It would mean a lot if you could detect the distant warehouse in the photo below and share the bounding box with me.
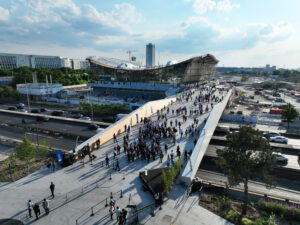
[87,54,218,84]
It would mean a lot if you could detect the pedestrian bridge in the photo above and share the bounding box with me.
[180,89,232,185]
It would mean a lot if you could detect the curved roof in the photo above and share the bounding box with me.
[87,54,218,71]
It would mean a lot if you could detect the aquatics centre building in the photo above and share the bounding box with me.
[87,54,218,84]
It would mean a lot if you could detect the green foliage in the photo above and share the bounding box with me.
[78,102,131,117]
[241,75,247,82]
[257,199,300,222]
[281,103,298,128]
[226,210,238,223]
[215,126,275,215]
[0,86,20,100]
[217,196,232,215]
[16,135,36,162]
[242,217,254,225]
[36,140,50,158]
[5,67,95,87]
[161,158,182,195]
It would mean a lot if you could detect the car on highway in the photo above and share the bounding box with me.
[51,110,64,116]
[263,132,281,138]
[36,115,50,122]
[16,103,25,109]
[272,152,288,163]
[80,116,91,121]
[73,113,84,119]
[102,116,116,123]
[8,106,17,110]
[270,136,288,144]
[19,109,28,113]
[89,123,99,130]
[40,108,47,112]
[31,109,40,113]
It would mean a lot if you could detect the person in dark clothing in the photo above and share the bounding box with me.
[106,154,110,167]
[116,158,120,171]
[122,209,127,223]
[33,203,40,220]
[50,182,55,198]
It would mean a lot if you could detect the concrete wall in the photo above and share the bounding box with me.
[71,96,176,154]
[181,90,232,185]
[221,114,257,124]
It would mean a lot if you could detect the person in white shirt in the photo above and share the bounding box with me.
[27,200,33,217]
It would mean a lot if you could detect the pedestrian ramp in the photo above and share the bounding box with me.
[181,89,232,185]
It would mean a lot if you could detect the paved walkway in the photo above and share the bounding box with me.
[0,86,229,225]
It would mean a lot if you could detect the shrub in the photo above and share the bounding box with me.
[242,218,254,225]
[226,210,237,223]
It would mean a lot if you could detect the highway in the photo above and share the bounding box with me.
[196,169,300,203]
[205,145,300,170]
[0,124,82,151]
[0,111,99,138]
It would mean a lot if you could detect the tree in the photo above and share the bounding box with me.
[16,135,36,174]
[281,103,298,128]
[215,126,276,215]
[241,75,247,82]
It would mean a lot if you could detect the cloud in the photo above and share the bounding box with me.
[193,0,216,14]
[216,0,239,11]
[193,0,239,14]
[0,6,9,22]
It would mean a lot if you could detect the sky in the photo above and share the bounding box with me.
[0,0,299,68]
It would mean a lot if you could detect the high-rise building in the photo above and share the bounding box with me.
[146,43,155,67]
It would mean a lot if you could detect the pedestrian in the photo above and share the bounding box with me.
[122,208,127,224]
[164,144,168,154]
[113,133,116,143]
[109,196,115,207]
[27,200,33,217]
[42,198,50,214]
[33,203,40,220]
[106,153,109,167]
[118,211,123,225]
[52,160,55,172]
[50,182,55,198]
[184,150,188,161]
[159,151,163,163]
[116,158,120,171]
[115,206,120,222]
[109,205,114,220]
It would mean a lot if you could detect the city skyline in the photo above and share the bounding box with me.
[0,0,299,68]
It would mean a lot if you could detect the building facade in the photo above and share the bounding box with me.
[16,83,62,96]
[146,43,155,68]
[88,54,218,84]
[0,53,89,70]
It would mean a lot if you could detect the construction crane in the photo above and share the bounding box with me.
[126,50,137,61]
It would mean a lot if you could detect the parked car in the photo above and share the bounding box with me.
[51,111,64,116]
[31,109,40,113]
[89,123,99,130]
[36,115,50,122]
[16,103,25,109]
[80,116,91,121]
[272,152,288,163]
[8,106,17,110]
[270,136,288,144]
[40,108,47,112]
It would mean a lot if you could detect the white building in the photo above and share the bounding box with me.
[0,53,90,70]
[72,59,90,70]
[16,83,63,96]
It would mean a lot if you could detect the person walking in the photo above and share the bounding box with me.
[122,208,127,224]
[27,200,33,218]
[159,151,164,163]
[116,158,120,171]
[50,182,55,198]
[33,203,40,220]
[106,153,110,167]
[115,206,120,222]
[42,198,50,214]
[109,205,115,220]
[164,144,168,154]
